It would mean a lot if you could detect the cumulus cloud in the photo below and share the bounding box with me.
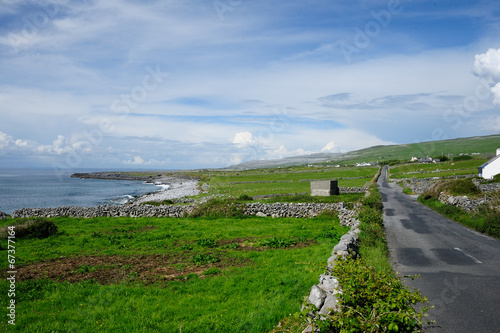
[473,48,500,82]
[269,145,308,159]
[0,131,85,156]
[321,141,337,152]
[122,156,170,166]
[0,131,30,152]
[473,48,500,106]
[232,131,257,147]
[123,156,145,165]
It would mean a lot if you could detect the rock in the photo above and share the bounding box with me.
[319,294,340,315]
[307,285,326,310]
[256,212,267,217]
[318,274,339,294]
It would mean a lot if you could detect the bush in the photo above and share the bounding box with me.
[3,218,58,239]
[260,237,297,248]
[453,155,472,161]
[424,179,481,199]
[238,194,253,201]
[432,155,449,162]
[189,199,245,218]
[324,258,430,332]
[197,238,218,248]
[192,254,220,265]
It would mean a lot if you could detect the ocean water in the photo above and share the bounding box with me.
[0,169,161,215]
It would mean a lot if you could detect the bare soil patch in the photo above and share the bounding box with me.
[14,254,249,285]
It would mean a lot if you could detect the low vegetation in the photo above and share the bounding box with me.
[418,179,500,239]
[0,214,349,332]
[274,183,430,332]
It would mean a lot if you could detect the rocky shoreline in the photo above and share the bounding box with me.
[71,172,201,205]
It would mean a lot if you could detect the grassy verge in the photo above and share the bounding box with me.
[0,215,349,332]
[273,184,430,332]
[418,196,500,239]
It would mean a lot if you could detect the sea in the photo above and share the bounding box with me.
[0,169,162,215]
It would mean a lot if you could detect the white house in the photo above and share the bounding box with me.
[478,148,500,179]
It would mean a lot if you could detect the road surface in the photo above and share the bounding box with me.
[377,166,500,332]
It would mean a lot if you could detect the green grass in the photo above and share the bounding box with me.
[418,196,500,239]
[0,215,349,332]
[203,166,378,198]
[319,134,500,167]
[388,159,487,179]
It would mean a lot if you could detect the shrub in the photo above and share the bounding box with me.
[4,218,58,239]
[238,194,253,201]
[192,254,220,265]
[453,155,472,161]
[189,199,245,218]
[323,257,430,332]
[197,238,218,248]
[434,155,449,161]
[424,179,481,199]
[260,237,297,248]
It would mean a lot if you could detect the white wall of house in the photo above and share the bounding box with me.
[481,156,500,179]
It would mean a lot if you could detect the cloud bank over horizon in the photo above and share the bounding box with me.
[0,0,499,170]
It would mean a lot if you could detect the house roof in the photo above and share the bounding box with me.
[479,155,500,170]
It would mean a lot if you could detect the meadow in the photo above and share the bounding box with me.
[200,165,378,198]
[0,214,349,332]
[388,159,486,179]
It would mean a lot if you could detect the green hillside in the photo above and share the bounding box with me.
[329,134,500,165]
[230,134,500,169]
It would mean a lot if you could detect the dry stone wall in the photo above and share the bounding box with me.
[12,202,348,219]
[438,193,488,212]
[301,209,361,332]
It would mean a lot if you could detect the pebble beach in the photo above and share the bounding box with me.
[133,178,200,204]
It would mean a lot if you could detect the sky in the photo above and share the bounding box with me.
[0,0,500,171]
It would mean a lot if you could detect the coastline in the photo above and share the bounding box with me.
[71,172,201,204]
[133,178,200,204]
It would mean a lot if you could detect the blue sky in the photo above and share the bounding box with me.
[0,0,500,171]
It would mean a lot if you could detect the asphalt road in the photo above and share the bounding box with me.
[377,166,500,332]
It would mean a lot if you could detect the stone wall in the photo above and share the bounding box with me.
[0,211,8,220]
[246,202,344,218]
[12,205,194,219]
[437,193,488,212]
[301,209,361,331]
[12,202,349,219]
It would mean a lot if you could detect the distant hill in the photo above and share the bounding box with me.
[228,134,500,170]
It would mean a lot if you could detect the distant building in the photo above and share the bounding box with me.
[311,180,339,196]
[478,148,500,179]
[355,162,371,167]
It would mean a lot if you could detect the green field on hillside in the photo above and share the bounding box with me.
[202,166,378,198]
[318,134,499,166]
[388,159,487,179]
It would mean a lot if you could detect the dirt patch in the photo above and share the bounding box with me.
[14,254,249,285]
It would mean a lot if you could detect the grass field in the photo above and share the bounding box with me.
[388,159,486,179]
[0,215,349,332]
[320,134,500,166]
[201,166,378,198]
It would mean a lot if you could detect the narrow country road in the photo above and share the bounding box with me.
[377,166,500,332]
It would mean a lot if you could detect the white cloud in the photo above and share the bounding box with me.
[473,48,500,107]
[123,156,145,165]
[473,48,500,82]
[0,131,30,152]
[232,131,257,147]
[321,141,337,152]
[492,83,500,106]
